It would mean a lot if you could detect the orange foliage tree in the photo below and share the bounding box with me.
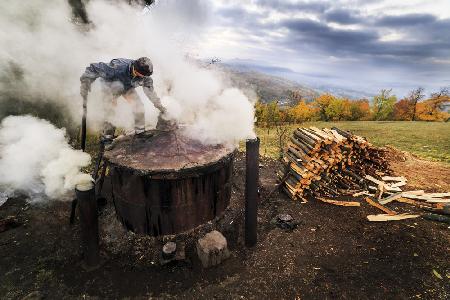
[393,99,414,120]
[324,98,352,121]
[349,99,371,120]
[416,95,450,121]
[290,100,318,122]
[315,94,335,121]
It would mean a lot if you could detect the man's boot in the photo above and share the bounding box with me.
[102,122,116,150]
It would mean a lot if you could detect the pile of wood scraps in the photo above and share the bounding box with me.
[278,127,450,224]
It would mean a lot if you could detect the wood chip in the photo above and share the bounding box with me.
[317,197,360,207]
[365,197,397,215]
[367,214,420,222]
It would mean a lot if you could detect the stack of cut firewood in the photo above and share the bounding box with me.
[278,126,391,201]
[278,126,450,223]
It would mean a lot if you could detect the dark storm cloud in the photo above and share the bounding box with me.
[375,13,437,27]
[280,17,450,59]
[324,9,362,24]
[216,5,267,28]
[280,18,377,53]
[255,0,328,13]
[212,1,450,94]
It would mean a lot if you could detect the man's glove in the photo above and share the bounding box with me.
[80,80,91,99]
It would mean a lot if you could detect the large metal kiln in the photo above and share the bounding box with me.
[103,130,235,236]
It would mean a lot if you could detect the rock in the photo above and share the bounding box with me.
[272,214,299,231]
[162,241,177,260]
[196,230,230,268]
[160,242,186,265]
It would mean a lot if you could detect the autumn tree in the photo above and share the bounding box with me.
[407,87,425,121]
[416,92,450,121]
[315,94,335,121]
[324,98,351,121]
[393,99,413,120]
[372,89,397,120]
[290,100,318,122]
[349,99,371,120]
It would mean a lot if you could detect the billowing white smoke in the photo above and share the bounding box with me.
[0,0,255,145]
[0,115,92,202]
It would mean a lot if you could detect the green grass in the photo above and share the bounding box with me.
[254,121,450,164]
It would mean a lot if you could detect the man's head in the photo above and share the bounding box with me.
[132,57,153,77]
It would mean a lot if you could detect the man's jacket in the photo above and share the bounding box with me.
[80,58,160,105]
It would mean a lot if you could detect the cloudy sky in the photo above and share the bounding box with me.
[188,0,450,97]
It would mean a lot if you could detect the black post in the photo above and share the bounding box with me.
[245,137,259,247]
[81,96,87,152]
[76,181,100,269]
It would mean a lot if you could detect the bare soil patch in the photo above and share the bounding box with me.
[1,150,449,299]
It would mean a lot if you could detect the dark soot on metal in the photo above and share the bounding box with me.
[103,130,235,236]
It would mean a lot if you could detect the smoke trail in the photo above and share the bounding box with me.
[0,0,256,145]
[0,115,92,201]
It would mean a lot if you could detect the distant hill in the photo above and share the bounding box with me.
[213,61,374,106]
[217,64,318,106]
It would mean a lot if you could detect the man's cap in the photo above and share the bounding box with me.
[133,57,153,76]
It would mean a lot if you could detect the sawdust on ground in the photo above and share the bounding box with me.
[385,146,450,191]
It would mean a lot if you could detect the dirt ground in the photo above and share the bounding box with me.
[1,148,449,299]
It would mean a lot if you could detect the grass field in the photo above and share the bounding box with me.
[254,121,450,163]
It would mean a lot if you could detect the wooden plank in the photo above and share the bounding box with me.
[426,192,450,198]
[402,193,436,201]
[382,176,407,182]
[404,190,424,195]
[365,175,383,185]
[317,197,360,207]
[389,181,407,188]
[395,197,433,208]
[367,214,420,222]
[426,199,450,203]
[379,192,403,205]
[365,197,397,215]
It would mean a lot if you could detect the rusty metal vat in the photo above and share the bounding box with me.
[103,130,235,236]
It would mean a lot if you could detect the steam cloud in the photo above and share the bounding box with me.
[0,0,256,145]
[0,115,92,202]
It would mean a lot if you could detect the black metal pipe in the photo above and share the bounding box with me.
[245,137,259,247]
[81,96,87,152]
[76,181,100,269]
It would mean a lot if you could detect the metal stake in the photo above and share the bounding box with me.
[245,137,259,247]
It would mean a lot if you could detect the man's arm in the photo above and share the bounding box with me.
[142,77,166,113]
[80,62,111,98]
